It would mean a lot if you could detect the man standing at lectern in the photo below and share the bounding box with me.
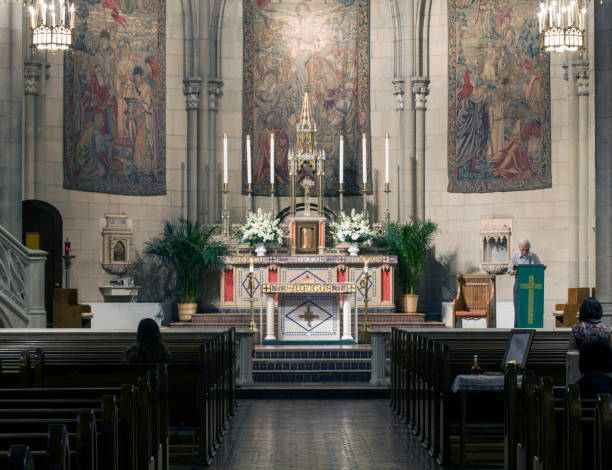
[508,239,542,326]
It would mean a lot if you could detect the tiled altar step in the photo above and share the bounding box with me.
[252,347,372,383]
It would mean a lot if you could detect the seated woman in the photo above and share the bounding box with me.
[569,297,612,350]
[577,340,612,399]
[122,318,172,363]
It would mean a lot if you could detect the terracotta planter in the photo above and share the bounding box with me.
[178,302,197,322]
[399,294,419,313]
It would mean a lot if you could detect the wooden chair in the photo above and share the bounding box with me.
[452,273,495,328]
[52,288,93,328]
[553,287,595,328]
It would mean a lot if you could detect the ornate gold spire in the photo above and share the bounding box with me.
[295,89,318,155]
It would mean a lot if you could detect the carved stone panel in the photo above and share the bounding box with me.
[480,218,512,274]
[99,214,134,274]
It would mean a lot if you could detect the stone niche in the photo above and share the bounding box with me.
[480,218,512,274]
[99,214,134,274]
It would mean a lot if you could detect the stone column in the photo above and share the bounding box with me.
[412,77,429,220]
[566,60,580,288]
[0,2,23,238]
[370,330,390,386]
[24,58,44,201]
[205,78,223,224]
[595,0,612,323]
[574,61,591,287]
[235,329,254,387]
[341,297,353,341]
[183,77,202,221]
[265,293,276,341]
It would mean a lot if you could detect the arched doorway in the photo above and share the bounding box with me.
[22,200,63,327]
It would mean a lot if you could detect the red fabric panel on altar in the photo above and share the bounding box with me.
[269,268,278,301]
[319,223,324,246]
[291,223,295,247]
[337,269,346,302]
[381,268,391,302]
[224,269,234,302]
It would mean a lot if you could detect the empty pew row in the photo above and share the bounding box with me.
[505,363,612,470]
[0,370,161,470]
[0,328,236,467]
[390,328,571,467]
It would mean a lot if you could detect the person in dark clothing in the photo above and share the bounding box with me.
[122,318,172,363]
[569,297,612,350]
[577,339,612,399]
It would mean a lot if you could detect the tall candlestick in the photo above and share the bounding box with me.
[362,133,367,184]
[270,133,275,185]
[385,133,390,184]
[223,133,228,184]
[246,135,252,184]
[339,135,344,184]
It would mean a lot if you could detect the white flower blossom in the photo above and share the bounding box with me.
[235,209,286,246]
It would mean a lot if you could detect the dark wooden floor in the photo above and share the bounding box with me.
[172,399,443,470]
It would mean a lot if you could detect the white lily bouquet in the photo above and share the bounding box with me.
[330,209,376,245]
[235,208,285,246]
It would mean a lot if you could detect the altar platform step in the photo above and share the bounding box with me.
[252,344,374,384]
[236,383,389,399]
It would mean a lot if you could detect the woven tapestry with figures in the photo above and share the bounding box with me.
[243,0,370,197]
[64,0,166,196]
[447,0,551,193]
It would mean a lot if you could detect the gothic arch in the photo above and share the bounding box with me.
[415,0,432,78]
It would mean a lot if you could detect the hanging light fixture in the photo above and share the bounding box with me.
[11,0,77,52]
[538,0,587,53]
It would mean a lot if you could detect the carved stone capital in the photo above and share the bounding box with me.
[24,59,44,95]
[392,78,405,111]
[208,78,224,111]
[183,77,202,110]
[411,77,430,110]
[574,61,589,96]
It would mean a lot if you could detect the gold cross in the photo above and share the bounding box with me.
[299,304,320,328]
[519,275,543,325]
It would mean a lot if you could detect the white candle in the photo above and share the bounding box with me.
[249,259,254,273]
[61,0,65,26]
[385,133,390,184]
[270,132,275,185]
[42,3,47,25]
[70,4,75,29]
[339,135,344,184]
[362,133,367,184]
[29,6,36,29]
[246,135,252,184]
[364,261,368,274]
[223,133,228,184]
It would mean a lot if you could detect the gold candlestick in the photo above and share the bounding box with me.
[339,182,344,214]
[247,183,253,216]
[222,182,230,237]
[362,182,368,217]
[270,182,275,215]
[359,263,371,343]
[247,266,258,332]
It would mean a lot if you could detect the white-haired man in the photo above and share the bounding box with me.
[508,239,542,326]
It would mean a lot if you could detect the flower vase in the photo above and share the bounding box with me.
[255,242,267,257]
[348,242,360,257]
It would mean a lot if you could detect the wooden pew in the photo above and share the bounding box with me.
[3,425,69,470]
[390,328,571,467]
[0,328,235,468]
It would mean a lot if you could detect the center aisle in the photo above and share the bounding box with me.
[185,399,442,470]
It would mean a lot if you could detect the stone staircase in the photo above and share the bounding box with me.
[252,345,372,383]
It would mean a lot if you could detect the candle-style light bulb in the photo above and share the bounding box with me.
[249,258,254,273]
[364,261,368,274]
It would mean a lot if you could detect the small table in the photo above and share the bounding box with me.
[451,374,522,468]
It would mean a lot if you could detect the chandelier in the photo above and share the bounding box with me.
[538,0,587,53]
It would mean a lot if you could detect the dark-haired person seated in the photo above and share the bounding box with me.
[569,297,612,350]
[577,340,612,399]
[122,318,172,363]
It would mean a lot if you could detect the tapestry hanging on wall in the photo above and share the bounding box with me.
[243,0,370,197]
[447,0,551,193]
[64,0,166,196]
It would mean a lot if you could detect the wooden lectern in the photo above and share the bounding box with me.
[52,288,93,328]
[516,265,546,328]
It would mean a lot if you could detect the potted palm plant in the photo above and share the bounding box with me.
[144,218,228,322]
[379,220,439,313]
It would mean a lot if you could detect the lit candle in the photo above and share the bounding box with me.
[385,133,390,185]
[270,132,275,185]
[64,237,71,256]
[362,133,367,185]
[246,135,252,185]
[364,261,368,274]
[223,133,228,184]
[249,258,254,273]
[339,135,344,184]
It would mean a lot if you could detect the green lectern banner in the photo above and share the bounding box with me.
[517,264,546,328]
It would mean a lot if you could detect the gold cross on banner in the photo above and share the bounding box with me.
[299,304,320,328]
[520,275,543,325]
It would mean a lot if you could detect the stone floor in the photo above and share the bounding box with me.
[172,399,442,470]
